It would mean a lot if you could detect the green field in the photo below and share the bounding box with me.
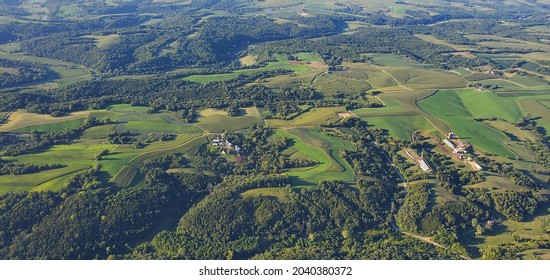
[365,53,414,67]
[364,115,435,140]
[383,66,465,90]
[419,89,515,157]
[184,53,324,84]
[457,89,523,122]
[266,107,343,128]
[519,99,550,132]
[0,143,116,194]
[12,119,85,133]
[314,71,370,96]
[0,104,212,193]
[0,110,90,132]
[196,107,263,132]
[509,75,547,87]
[277,128,355,186]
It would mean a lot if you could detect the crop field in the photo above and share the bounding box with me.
[364,115,435,140]
[519,99,550,131]
[457,89,523,122]
[481,79,522,89]
[277,128,355,186]
[0,110,90,132]
[0,143,116,194]
[12,119,85,133]
[383,67,465,90]
[314,71,370,96]
[113,135,207,187]
[265,107,343,128]
[419,90,515,157]
[509,75,547,87]
[0,104,214,193]
[341,62,398,89]
[519,61,540,72]
[184,53,325,84]
[364,53,414,67]
[196,107,263,133]
[463,72,494,81]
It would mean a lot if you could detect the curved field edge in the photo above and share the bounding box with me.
[275,128,355,186]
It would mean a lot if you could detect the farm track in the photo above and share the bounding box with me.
[373,65,413,91]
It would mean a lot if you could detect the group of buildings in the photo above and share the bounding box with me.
[443,132,483,171]
[212,136,241,155]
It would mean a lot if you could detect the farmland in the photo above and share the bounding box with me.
[265,107,344,128]
[0,0,550,261]
[196,107,263,133]
[184,53,325,84]
[276,128,355,186]
[419,89,516,157]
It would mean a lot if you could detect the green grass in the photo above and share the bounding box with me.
[0,109,89,132]
[108,104,150,113]
[266,107,343,128]
[482,79,522,89]
[276,128,355,186]
[364,115,435,140]
[184,53,323,84]
[457,89,523,122]
[12,119,85,133]
[0,143,116,194]
[196,108,263,133]
[124,120,186,132]
[383,66,465,90]
[419,89,515,157]
[314,72,370,96]
[123,134,207,165]
[509,75,547,87]
[519,99,550,132]
[463,72,494,81]
[50,66,91,86]
[82,124,116,139]
[365,53,413,67]
[465,210,550,259]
